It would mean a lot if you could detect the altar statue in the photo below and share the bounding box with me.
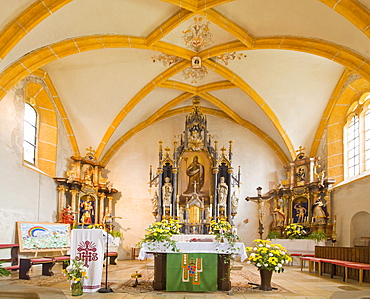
[294,203,307,223]
[218,177,228,206]
[151,191,159,214]
[184,155,204,194]
[61,205,75,224]
[162,177,173,206]
[231,191,239,214]
[273,202,285,227]
[313,196,327,225]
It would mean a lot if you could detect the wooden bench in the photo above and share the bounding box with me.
[19,252,117,280]
[300,256,370,285]
[0,244,19,272]
[19,257,55,280]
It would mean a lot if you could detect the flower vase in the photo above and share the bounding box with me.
[259,269,273,291]
[71,280,83,296]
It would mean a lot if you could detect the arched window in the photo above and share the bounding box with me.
[365,109,370,171]
[23,103,38,164]
[347,115,360,177]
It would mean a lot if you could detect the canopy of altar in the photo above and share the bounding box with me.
[138,241,247,261]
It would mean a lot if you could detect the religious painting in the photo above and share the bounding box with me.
[179,151,211,206]
[17,222,70,252]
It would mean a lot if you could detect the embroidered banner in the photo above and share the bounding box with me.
[166,253,217,292]
[70,229,104,292]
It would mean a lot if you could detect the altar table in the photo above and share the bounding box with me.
[138,242,247,291]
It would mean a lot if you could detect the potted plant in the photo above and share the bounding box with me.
[0,262,11,277]
[62,258,88,296]
[245,239,292,291]
[307,230,327,244]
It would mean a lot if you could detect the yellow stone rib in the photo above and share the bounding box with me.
[101,104,288,166]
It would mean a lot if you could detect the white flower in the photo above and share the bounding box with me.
[250,253,255,257]
[278,263,282,267]
[268,253,273,256]
[253,247,258,251]
[256,263,261,267]
[266,244,271,248]
[275,266,279,271]
[246,261,251,264]
[281,260,284,264]
[258,244,263,247]
[66,265,73,272]
[264,263,268,267]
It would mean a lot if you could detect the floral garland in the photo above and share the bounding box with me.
[138,218,182,252]
[284,223,307,239]
[245,239,292,272]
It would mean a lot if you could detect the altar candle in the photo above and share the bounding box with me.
[210,204,212,217]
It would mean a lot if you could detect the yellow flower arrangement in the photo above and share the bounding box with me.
[284,223,307,239]
[209,217,240,243]
[138,218,182,252]
[245,239,292,273]
[62,258,88,282]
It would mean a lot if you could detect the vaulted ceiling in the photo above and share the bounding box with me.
[1,0,370,166]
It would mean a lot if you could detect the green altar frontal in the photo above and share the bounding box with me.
[166,253,218,292]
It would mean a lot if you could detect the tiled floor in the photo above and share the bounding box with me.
[1,260,370,298]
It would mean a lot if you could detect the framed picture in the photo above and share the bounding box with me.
[17,221,70,252]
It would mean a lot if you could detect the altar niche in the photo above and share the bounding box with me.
[149,97,241,234]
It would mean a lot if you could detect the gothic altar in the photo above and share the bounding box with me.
[149,97,241,233]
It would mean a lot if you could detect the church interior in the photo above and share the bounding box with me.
[1,0,370,297]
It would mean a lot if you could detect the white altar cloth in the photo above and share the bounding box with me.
[70,229,104,293]
[269,239,323,255]
[138,241,247,261]
[171,234,216,242]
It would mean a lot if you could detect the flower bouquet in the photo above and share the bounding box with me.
[62,258,88,296]
[245,239,292,273]
[138,218,181,252]
[209,217,240,243]
[284,223,307,239]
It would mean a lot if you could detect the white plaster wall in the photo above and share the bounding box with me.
[106,114,284,259]
[0,90,72,252]
[331,175,370,247]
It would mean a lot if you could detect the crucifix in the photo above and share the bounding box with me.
[245,186,273,239]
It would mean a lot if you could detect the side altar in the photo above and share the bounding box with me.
[149,97,241,233]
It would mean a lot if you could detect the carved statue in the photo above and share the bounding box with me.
[152,191,159,214]
[205,206,211,223]
[296,167,305,182]
[162,177,173,206]
[217,177,228,206]
[273,202,285,227]
[81,210,92,224]
[313,196,327,225]
[102,207,121,231]
[84,166,93,186]
[61,205,75,224]
[66,164,76,183]
[80,196,94,223]
[178,206,185,223]
[294,203,307,223]
[184,156,204,194]
[231,191,239,214]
